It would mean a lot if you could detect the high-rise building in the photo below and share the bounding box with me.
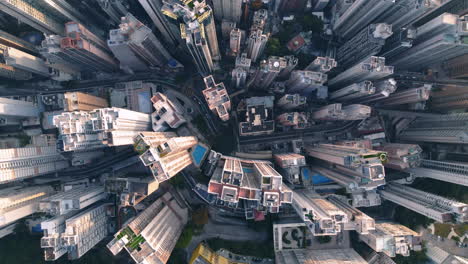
[207,156,293,218]
[151,93,186,131]
[389,13,468,70]
[276,112,309,129]
[252,56,287,90]
[42,203,112,261]
[443,53,468,79]
[231,67,248,89]
[212,0,242,23]
[286,70,328,96]
[353,78,397,104]
[327,195,375,235]
[59,22,119,72]
[229,28,242,55]
[39,186,106,216]
[337,23,392,69]
[332,0,395,39]
[398,113,468,145]
[63,92,108,112]
[273,153,306,184]
[407,159,468,187]
[107,191,188,264]
[277,94,307,110]
[202,75,231,121]
[61,203,111,260]
[138,0,181,47]
[374,143,422,171]
[0,185,54,228]
[378,27,416,61]
[246,29,268,63]
[430,84,468,111]
[311,166,384,207]
[413,0,467,27]
[221,19,236,39]
[328,56,394,88]
[108,13,177,73]
[329,81,375,102]
[163,0,220,69]
[134,132,197,184]
[278,55,299,79]
[238,96,275,136]
[0,97,40,126]
[380,182,468,223]
[377,0,440,30]
[54,108,151,151]
[311,104,372,121]
[251,9,268,32]
[376,84,431,107]
[0,0,65,34]
[306,143,386,180]
[292,188,348,236]
[359,222,422,257]
[0,146,69,184]
[305,56,337,73]
[3,46,50,77]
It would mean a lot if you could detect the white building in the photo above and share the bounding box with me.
[107,191,188,264]
[39,186,107,216]
[0,97,40,126]
[0,146,69,184]
[0,185,54,228]
[291,189,348,236]
[151,93,186,131]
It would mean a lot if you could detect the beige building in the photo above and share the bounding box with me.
[134,132,197,184]
[202,75,231,121]
[107,191,188,264]
[63,92,108,112]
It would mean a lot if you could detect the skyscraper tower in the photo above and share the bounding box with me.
[336,23,393,68]
[0,97,40,126]
[108,13,178,73]
[0,185,54,228]
[134,132,197,184]
[332,0,395,39]
[230,28,242,55]
[138,0,181,47]
[253,56,287,90]
[0,146,69,184]
[305,56,337,73]
[389,13,468,70]
[212,0,243,23]
[96,0,130,25]
[376,0,441,30]
[60,22,119,72]
[107,191,188,264]
[162,0,220,74]
[328,56,393,88]
[203,75,231,121]
[286,70,328,96]
[247,29,268,62]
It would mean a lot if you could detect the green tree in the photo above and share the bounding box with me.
[300,15,324,33]
[175,224,194,249]
[393,247,428,264]
[265,38,282,56]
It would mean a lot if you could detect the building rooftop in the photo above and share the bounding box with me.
[239,96,275,136]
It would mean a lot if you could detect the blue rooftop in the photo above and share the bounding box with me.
[191,144,208,167]
[301,167,333,185]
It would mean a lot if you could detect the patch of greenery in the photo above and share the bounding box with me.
[167,248,186,264]
[175,223,194,249]
[434,223,452,237]
[16,134,30,147]
[316,236,331,244]
[298,15,324,34]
